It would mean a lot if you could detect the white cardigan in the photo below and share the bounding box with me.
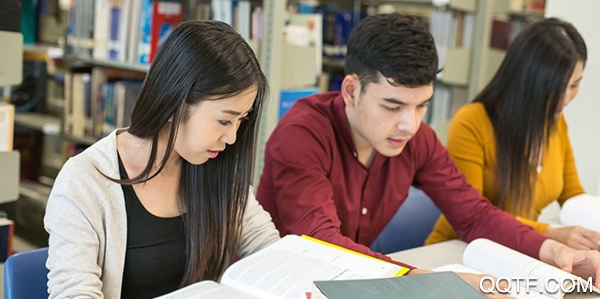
[44,130,280,298]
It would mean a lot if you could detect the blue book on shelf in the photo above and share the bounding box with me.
[138,0,153,64]
[279,88,320,120]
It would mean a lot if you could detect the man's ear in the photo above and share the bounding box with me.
[341,74,361,107]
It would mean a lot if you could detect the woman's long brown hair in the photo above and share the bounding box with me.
[475,18,586,217]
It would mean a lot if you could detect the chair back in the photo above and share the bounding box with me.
[4,247,49,299]
[371,188,441,254]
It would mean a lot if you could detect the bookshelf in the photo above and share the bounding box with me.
[283,0,548,147]
[545,0,600,196]
[468,0,546,100]
[308,0,481,142]
[253,0,287,184]
[12,0,292,247]
[15,0,306,190]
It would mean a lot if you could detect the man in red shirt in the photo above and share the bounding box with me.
[257,13,600,292]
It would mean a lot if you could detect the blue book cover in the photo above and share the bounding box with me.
[279,88,320,120]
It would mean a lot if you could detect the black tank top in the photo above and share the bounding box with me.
[118,152,186,298]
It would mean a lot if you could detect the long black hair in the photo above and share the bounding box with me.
[474,18,586,216]
[106,20,268,284]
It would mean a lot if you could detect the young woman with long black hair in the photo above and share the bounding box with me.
[44,20,280,298]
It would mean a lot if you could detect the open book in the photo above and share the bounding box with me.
[434,239,600,299]
[559,194,600,233]
[157,235,408,299]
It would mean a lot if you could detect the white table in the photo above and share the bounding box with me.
[387,240,467,269]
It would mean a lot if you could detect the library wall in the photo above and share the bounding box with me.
[546,0,600,195]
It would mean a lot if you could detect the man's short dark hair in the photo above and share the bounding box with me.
[345,13,439,90]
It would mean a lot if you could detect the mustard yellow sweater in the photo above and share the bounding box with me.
[425,103,584,245]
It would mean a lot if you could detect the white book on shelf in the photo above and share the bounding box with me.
[212,0,233,27]
[93,0,110,60]
[0,104,14,152]
[462,13,475,48]
[429,11,455,73]
[71,73,90,138]
[127,0,144,64]
[237,0,251,40]
[64,72,73,135]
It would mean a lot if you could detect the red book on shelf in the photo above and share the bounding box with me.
[526,0,546,12]
[149,1,184,63]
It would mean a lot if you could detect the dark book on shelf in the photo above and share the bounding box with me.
[0,217,14,262]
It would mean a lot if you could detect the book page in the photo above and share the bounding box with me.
[221,235,401,299]
[463,239,591,299]
[559,195,600,233]
[155,280,259,299]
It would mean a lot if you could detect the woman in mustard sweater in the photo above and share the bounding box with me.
[425,18,600,250]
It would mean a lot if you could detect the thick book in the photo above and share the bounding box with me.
[107,0,132,62]
[93,0,110,60]
[156,235,408,299]
[434,239,600,299]
[312,272,486,299]
[0,103,14,151]
[149,1,184,63]
[559,194,600,233]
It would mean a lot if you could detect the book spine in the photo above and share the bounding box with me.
[237,0,251,40]
[149,1,184,63]
[107,0,124,61]
[0,104,15,151]
[93,0,110,60]
[138,0,153,64]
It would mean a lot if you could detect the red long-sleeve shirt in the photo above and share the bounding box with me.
[257,92,547,268]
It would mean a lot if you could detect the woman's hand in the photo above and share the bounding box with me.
[545,226,600,250]
[540,239,600,288]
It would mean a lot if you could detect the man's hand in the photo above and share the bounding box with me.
[540,239,600,288]
[408,269,516,298]
[545,226,600,250]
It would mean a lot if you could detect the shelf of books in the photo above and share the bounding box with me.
[307,0,477,143]
[468,0,545,102]
[10,0,285,250]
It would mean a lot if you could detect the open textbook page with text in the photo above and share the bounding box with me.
[158,235,405,299]
[156,281,260,299]
[221,235,404,299]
